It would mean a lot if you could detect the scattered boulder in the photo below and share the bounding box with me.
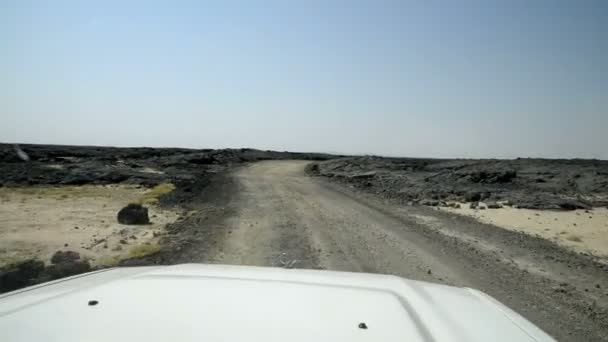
[50,250,80,264]
[465,192,482,202]
[305,163,320,175]
[469,170,516,184]
[486,202,502,209]
[558,200,591,211]
[349,171,377,180]
[117,203,150,225]
[45,260,91,280]
[45,251,91,281]
[420,199,440,207]
[552,286,568,293]
[186,154,215,165]
[0,259,45,293]
[495,170,517,183]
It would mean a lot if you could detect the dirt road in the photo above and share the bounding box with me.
[212,161,464,280]
[197,161,607,341]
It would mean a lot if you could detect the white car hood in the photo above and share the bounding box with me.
[0,264,555,341]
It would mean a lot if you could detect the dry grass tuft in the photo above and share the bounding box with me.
[128,243,162,258]
[138,183,175,205]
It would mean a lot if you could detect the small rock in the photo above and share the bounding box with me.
[93,238,106,245]
[153,231,161,237]
[112,245,123,251]
[552,286,567,293]
[469,202,478,209]
[119,239,128,244]
[453,203,461,209]
[596,284,601,289]
[427,269,432,275]
[129,235,137,240]
[74,226,79,230]
[64,243,69,247]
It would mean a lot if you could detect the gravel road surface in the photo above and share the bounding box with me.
[203,160,607,342]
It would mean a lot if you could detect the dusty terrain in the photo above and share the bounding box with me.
[441,204,608,258]
[1,145,608,341]
[0,185,180,267]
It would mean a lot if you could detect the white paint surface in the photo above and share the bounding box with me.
[0,264,555,341]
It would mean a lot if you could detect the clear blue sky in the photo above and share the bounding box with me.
[1,0,606,158]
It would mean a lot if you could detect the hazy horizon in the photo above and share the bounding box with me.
[2,1,607,159]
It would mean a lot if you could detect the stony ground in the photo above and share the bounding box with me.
[312,156,608,210]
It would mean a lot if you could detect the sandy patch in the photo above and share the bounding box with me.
[441,203,608,258]
[0,185,180,267]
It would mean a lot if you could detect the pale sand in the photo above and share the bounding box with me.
[0,185,180,267]
[441,203,608,259]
